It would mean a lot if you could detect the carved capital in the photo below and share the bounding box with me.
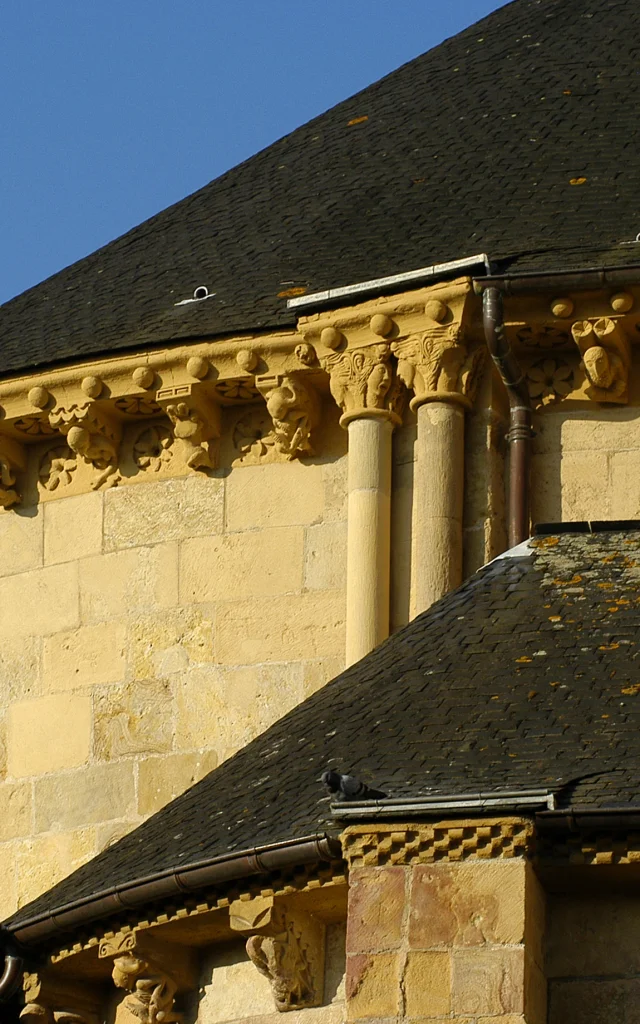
[0,435,26,508]
[571,317,630,403]
[20,971,101,1024]
[256,374,320,459]
[101,931,197,1024]
[391,326,484,411]
[49,402,121,488]
[230,897,325,1012]
[156,384,221,471]
[319,343,403,427]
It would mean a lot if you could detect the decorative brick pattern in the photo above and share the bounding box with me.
[342,819,534,869]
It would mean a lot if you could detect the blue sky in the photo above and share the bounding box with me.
[1,0,505,305]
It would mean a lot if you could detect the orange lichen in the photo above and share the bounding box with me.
[277,287,306,298]
[516,656,533,663]
[621,684,640,696]
[549,615,562,622]
[599,643,620,651]
[348,115,369,126]
[569,177,587,185]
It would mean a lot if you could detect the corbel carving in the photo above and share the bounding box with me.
[49,402,121,488]
[0,435,26,508]
[256,374,320,459]
[319,343,403,426]
[156,385,221,470]
[229,896,325,1012]
[391,324,485,411]
[20,970,101,1024]
[572,317,630,402]
[100,931,197,1024]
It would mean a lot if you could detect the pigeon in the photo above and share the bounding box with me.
[321,770,387,802]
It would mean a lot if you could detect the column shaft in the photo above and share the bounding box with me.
[414,401,465,615]
[346,417,393,666]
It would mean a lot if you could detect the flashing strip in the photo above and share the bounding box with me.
[330,789,555,820]
[286,254,491,310]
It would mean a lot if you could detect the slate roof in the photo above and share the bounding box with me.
[1,0,640,376]
[7,525,640,932]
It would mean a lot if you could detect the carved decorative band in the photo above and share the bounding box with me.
[538,830,640,866]
[341,818,534,868]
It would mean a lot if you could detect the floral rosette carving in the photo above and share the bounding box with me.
[526,358,574,406]
[133,425,174,472]
[39,445,77,492]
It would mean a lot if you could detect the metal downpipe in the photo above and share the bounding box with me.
[0,943,23,1004]
[482,287,533,547]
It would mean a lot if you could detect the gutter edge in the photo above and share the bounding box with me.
[5,832,343,949]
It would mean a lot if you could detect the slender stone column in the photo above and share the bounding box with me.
[393,294,484,616]
[346,416,394,665]
[319,329,403,666]
[414,400,465,611]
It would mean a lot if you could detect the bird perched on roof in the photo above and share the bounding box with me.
[321,770,387,802]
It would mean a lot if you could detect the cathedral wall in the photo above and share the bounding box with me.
[547,891,640,1024]
[0,419,348,919]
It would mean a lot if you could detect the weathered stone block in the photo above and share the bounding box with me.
[8,693,91,776]
[226,462,324,530]
[44,492,103,564]
[16,828,96,908]
[0,562,79,638]
[548,977,640,1024]
[403,950,451,1017]
[547,894,640,978]
[0,634,41,703]
[0,507,43,576]
[137,750,219,815]
[103,475,224,550]
[127,607,215,681]
[0,781,32,841]
[322,454,348,523]
[34,762,136,831]
[180,527,304,603]
[452,947,525,1016]
[302,657,345,696]
[347,867,406,953]
[303,522,348,591]
[0,841,17,918]
[79,544,179,622]
[93,679,174,759]
[215,591,345,663]
[43,622,127,691]
[346,953,400,1019]
[409,861,527,949]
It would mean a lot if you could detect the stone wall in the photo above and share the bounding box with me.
[547,892,640,1024]
[0,416,348,919]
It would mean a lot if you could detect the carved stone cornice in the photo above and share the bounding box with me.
[229,895,325,1012]
[341,818,534,869]
[49,401,122,489]
[392,328,485,411]
[256,373,320,459]
[99,931,197,1024]
[156,384,221,471]
[571,316,630,403]
[20,971,101,1024]
[0,435,26,508]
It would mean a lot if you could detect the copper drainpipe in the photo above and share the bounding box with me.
[0,928,24,1004]
[482,287,533,547]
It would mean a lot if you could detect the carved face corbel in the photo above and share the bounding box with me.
[229,896,326,1012]
[49,402,122,488]
[571,317,630,403]
[255,374,320,459]
[99,931,198,1024]
[0,435,26,509]
[156,384,221,471]
[20,971,101,1024]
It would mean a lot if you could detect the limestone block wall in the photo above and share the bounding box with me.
[0,428,348,919]
[547,892,640,1024]
[532,404,640,526]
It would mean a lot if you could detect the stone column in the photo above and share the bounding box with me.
[319,326,403,666]
[393,296,484,616]
[341,820,547,1024]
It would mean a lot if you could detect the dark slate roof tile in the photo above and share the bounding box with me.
[2,0,640,374]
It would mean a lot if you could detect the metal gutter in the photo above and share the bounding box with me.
[536,807,640,832]
[5,833,342,948]
[483,287,533,547]
[473,263,640,295]
[286,254,491,310]
[331,789,556,820]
